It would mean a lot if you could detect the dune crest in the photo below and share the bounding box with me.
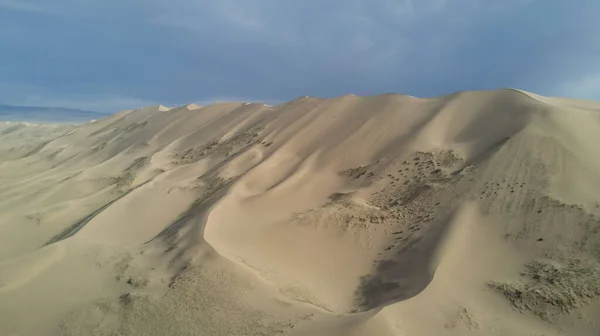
[185,103,202,110]
[1,89,600,335]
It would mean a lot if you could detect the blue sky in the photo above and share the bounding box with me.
[0,0,598,112]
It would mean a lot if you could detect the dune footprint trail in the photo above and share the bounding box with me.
[1,89,600,336]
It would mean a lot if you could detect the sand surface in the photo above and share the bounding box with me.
[1,89,600,335]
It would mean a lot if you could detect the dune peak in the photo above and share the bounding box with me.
[185,103,202,110]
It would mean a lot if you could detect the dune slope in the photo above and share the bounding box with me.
[1,89,600,335]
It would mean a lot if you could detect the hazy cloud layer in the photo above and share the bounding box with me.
[0,0,598,112]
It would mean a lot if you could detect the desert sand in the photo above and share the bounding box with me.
[1,89,600,335]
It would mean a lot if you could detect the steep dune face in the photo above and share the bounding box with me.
[1,89,600,335]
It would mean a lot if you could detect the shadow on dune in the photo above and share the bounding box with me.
[44,179,153,246]
[352,212,457,312]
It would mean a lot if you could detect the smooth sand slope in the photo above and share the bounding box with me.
[1,89,600,335]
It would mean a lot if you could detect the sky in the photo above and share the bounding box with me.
[0,0,599,113]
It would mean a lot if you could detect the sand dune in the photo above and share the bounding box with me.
[1,89,600,335]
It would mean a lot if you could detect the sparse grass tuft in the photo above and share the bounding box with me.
[488,259,600,321]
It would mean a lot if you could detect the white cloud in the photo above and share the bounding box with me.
[211,0,264,30]
[195,96,282,106]
[0,0,44,12]
[151,0,411,72]
[151,0,265,33]
[427,0,448,12]
[382,0,416,18]
[0,84,282,112]
[350,33,376,52]
[559,73,600,101]
[0,83,161,112]
[23,95,163,112]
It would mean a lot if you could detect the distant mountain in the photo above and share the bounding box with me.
[0,103,107,124]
